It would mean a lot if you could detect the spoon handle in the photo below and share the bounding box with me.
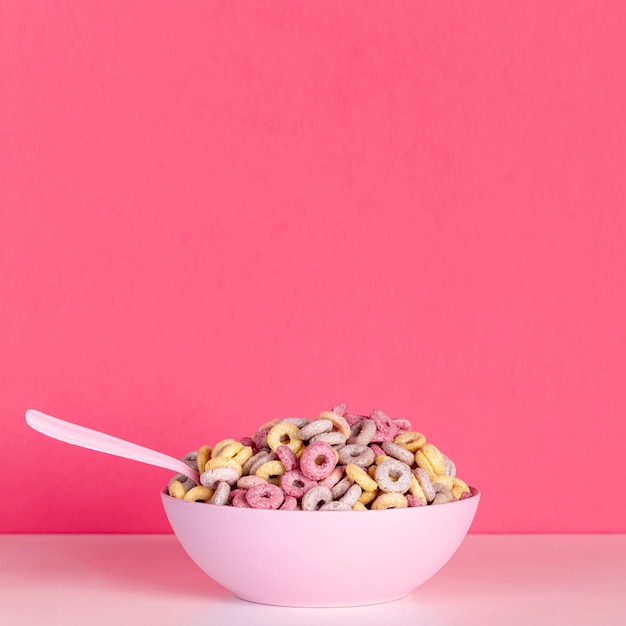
[25,409,200,484]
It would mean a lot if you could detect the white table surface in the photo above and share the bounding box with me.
[1,534,625,626]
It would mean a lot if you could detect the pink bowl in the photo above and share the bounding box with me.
[161,487,480,607]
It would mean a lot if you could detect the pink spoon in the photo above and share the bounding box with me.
[25,408,200,484]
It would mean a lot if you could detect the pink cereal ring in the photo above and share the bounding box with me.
[301,486,333,511]
[281,469,317,499]
[318,465,345,488]
[280,495,298,510]
[369,409,399,443]
[406,494,426,507]
[231,490,251,508]
[369,443,385,458]
[275,444,299,471]
[300,441,338,481]
[392,418,412,433]
[344,413,366,426]
[252,419,280,450]
[331,403,347,416]
[245,483,285,510]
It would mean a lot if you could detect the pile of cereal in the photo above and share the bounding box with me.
[167,404,471,510]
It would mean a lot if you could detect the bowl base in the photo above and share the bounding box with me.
[232,591,412,608]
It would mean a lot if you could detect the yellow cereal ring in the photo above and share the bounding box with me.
[211,439,240,459]
[371,493,408,510]
[358,488,378,505]
[346,463,378,492]
[318,410,351,438]
[452,477,471,500]
[233,445,253,466]
[409,474,427,504]
[375,454,391,465]
[205,457,244,476]
[196,445,212,474]
[368,465,377,479]
[433,474,454,490]
[168,480,186,499]
[394,431,426,452]
[295,446,305,459]
[216,441,244,461]
[266,423,303,454]
[183,486,214,502]
[415,443,446,477]
[255,460,286,481]
[352,501,368,511]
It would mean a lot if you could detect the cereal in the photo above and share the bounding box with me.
[169,403,472,512]
[381,441,415,466]
[371,493,408,510]
[298,419,333,440]
[301,486,333,511]
[275,444,299,471]
[300,442,337,481]
[338,444,375,468]
[209,481,230,506]
[281,469,316,499]
[374,458,412,494]
[317,411,351,438]
[266,423,303,454]
[245,483,285,509]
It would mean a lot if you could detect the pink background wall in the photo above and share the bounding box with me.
[2,2,625,533]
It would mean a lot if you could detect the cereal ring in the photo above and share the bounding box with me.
[232,445,253,466]
[392,418,412,433]
[300,441,337,481]
[369,443,385,458]
[183,485,214,502]
[248,451,278,476]
[345,463,378,492]
[331,403,347,416]
[318,465,345,488]
[242,450,275,475]
[374,458,412,493]
[371,493,408,510]
[200,467,240,488]
[317,411,351,438]
[168,480,186,499]
[381,441,415,466]
[443,454,457,478]
[196,445,212,474]
[406,494,426,507]
[239,437,255,450]
[230,489,251,508]
[281,469,317,499]
[181,450,199,470]
[212,439,242,459]
[169,473,196,492]
[320,501,352,511]
[209,481,230,506]
[374,454,391,466]
[432,474,454,490]
[369,409,399,443]
[394,431,426,452]
[452,477,470,500]
[460,490,473,500]
[252,418,280,450]
[245,483,285,509]
[331,476,353,499]
[337,444,375,468]
[368,464,378,479]
[254,460,286,482]
[339,483,363,507]
[344,413,367,426]
[280,495,298,510]
[413,467,436,503]
[266,423,304,454]
[409,474,427,504]
[415,443,446,477]
[298,419,333,440]
[358,488,378,505]
[432,486,454,505]
[204,457,243,476]
[347,419,376,446]
[352,501,368,511]
[301,486,333,511]
[310,431,347,446]
[280,417,309,428]
[237,475,267,489]
[275,444,299,471]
